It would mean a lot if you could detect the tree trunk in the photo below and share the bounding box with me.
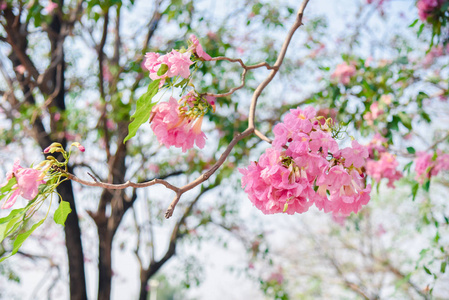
[58,172,88,300]
[139,272,149,300]
[97,222,113,300]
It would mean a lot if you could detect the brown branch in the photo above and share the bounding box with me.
[427,130,449,151]
[249,0,309,128]
[64,171,181,193]
[204,58,277,98]
[254,129,273,144]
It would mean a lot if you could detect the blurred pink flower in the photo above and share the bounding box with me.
[45,1,58,14]
[366,152,402,188]
[1,160,45,209]
[15,65,26,75]
[331,62,356,85]
[189,34,212,61]
[417,0,444,21]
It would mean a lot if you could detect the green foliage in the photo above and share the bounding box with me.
[0,219,45,263]
[124,79,161,143]
[53,201,72,226]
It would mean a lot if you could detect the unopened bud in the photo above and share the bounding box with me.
[71,142,85,152]
[43,142,63,154]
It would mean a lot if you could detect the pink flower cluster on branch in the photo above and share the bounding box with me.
[143,35,211,87]
[415,150,449,183]
[150,92,215,152]
[365,133,402,188]
[240,106,371,217]
[417,0,446,21]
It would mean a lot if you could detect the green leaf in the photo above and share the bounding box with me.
[0,213,24,243]
[412,182,419,201]
[398,112,412,130]
[434,231,440,243]
[0,177,17,194]
[406,147,416,154]
[403,161,413,174]
[441,261,447,273]
[124,79,161,143]
[417,23,425,38]
[0,207,25,225]
[53,201,72,226]
[0,219,45,262]
[157,64,168,76]
[423,265,432,275]
[409,19,419,28]
[423,180,431,192]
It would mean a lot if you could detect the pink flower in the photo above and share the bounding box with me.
[15,65,26,75]
[54,112,61,121]
[316,168,371,216]
[189,35,212,61]
[331,62,356,85]
[417,0,444,21]
[166,50,194,78]
[340,140,369,168]
[366,152,402,187]
[150,97,206,152]
[367,133,388,157]
[422,45,445,67]
[380,94,392,105]
[2,160,45,209]
[316,108,337,125]
[309,130,339,157]
[102,65,113,83]
[240,148,313,215]
[415,151,449,183]
[435,152,449,174]
[267,269,284,285]
[45,1,58,14]
[363,102,384,125]
[144,50,194,84]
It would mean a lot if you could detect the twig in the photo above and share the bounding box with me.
[63,171,181,193]
[254,129,273,144]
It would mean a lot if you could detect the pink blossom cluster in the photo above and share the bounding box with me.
[240,106,371,217]
[422,45,448,67]
[331,62,356,85]
[366,152,402,188]
[144,35,211,86]
[144,51,193,84]
[363,102,384,126]
[365,133,402,188]
[1,160,45,209]
[188,34,212,61]
[415,151,449,183]
[150,96,207,152]
[417,0,445,21]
